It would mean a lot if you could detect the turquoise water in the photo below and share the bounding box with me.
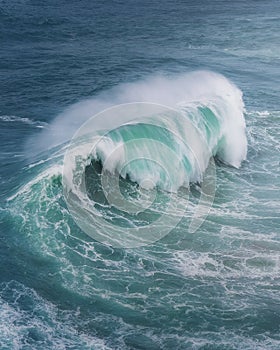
[1,1,280,349]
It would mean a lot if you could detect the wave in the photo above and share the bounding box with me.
[29,71,247,192]
[61,72,246,193]
[16,71,248,247]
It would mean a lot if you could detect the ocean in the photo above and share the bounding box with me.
[0,0,280,349]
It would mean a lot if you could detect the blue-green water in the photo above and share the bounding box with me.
[1,1,280,349]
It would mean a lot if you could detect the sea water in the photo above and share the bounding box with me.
[0,1,279,349]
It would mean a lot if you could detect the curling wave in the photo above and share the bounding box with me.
[13,71,248,246]
[60,71,247,193]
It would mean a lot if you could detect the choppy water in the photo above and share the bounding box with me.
[1,1,280,349]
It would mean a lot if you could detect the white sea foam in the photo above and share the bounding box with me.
[0,281,112,350]
[0,115,47,128]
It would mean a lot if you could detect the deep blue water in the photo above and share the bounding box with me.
[0,1,280,349]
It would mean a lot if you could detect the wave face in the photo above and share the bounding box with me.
[87,100,246,192]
